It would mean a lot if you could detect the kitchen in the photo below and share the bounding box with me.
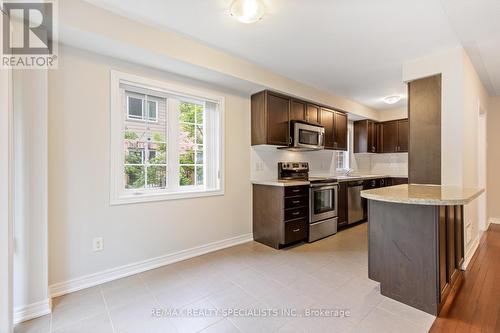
[251,90,409,248]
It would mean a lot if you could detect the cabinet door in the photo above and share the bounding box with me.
[267,93,290,145]
[381,121,398,153]
[354,120,368,153]
[367,121,378,153]
[454,206,464,268]
[306,103,321,124]
[398,119,409,152]
[338,182,348,226]
[290,100,306,122]
[447,206,459,283]
[334,112,348,150]
[320,108,335,149]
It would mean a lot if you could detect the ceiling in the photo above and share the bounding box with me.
[85,0,499,110]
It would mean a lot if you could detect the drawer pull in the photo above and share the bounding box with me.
[292,228,301,233]
[292,200,300,204]
[292,211,300,216]
[292,189,300,193]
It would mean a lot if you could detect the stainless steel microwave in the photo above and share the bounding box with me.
[290,121,325,150]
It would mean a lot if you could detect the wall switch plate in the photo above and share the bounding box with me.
[93,237,103,252]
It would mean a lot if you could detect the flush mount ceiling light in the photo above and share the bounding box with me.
[230,0,266,23]
[383,95,402,105]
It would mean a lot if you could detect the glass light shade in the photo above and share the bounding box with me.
[230,0,265,23]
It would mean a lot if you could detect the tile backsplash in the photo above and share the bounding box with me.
[251,145,408,181]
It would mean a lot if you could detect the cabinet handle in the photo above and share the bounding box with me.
[292,228,301,233]
[292,189,300,193]
[292,211,300,216]
[292,200,300,204]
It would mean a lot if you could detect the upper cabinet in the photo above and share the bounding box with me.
[320,108,348,151]
[251,90,348,150]
[320,108,335,149]
[380,119,408,153]
[306,103,321,125]
[251,90,290,146]
[354,120,378,153]
[354,118,408,153]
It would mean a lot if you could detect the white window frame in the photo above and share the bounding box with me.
[110,70,225,205]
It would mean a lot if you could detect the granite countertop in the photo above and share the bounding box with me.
[251,174,408,187]
[361,184,484,206]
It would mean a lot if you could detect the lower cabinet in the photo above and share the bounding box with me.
[438,205,464,305]
[253,184,309,249]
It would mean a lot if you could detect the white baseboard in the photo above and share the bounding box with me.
[489,218,500,225]
[49,233,253,298]
[14,299,51,324]
[462,235,480,270]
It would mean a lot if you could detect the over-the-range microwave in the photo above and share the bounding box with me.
[286,120,325,151]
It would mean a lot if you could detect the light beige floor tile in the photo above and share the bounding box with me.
[109,298,177,333]
[51,289,107,331]
[170,299,223,333]
[14,314,51,333]
[227,302,289,333]
[207,284,258,310]
[277,316,355,333]
[52,313,113,333]
[377,297,436,329]
[351,307,429,333]
[101,275,153,310]
[199,319,241,333]
[52,286,102,308]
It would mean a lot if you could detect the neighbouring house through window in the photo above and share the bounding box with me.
[111,71,224,204]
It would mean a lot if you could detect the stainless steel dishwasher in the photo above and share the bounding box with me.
[347,181,365,224]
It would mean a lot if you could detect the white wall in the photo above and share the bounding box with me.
[487,97,500,222]
[402,47,490,264]
[0,64,14,333]
[48,46,252,288]
[378,107,408,122]
[12,70,50,320]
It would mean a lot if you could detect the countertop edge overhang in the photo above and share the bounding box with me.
[361,184,485,206]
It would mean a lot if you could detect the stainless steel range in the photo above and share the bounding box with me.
[278,162,338,242]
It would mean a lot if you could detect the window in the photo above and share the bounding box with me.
[336,151,349,170]
[111,71,224,204]
[127,95,158,122]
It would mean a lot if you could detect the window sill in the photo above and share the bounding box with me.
[110,188,224,206]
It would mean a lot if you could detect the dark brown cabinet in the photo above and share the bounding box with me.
[320,108,335,149]
[251,90,290,146]
[334,111,348,150]
[251,90,348,150]
[306,103,321,124]
[380,119,408,153]
[321,108,348,151]
[338,182,347,227]
[290,99,306,122]
[354,120,378,153]
[253,184,309,249]
[438,205,464,305]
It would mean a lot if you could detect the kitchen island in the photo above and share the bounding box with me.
[361,184,484,315]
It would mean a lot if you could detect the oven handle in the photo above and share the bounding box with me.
[310,184,338,189]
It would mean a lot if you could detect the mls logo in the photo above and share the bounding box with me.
[1,1,58,68]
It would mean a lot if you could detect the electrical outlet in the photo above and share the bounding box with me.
[93,237,103,252]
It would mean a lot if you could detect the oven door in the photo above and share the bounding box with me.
[293,122,325,150]
[310,184,338,223]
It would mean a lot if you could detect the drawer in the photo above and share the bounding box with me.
[285,186,308,197]
[284,207,308,221]
[284,219,307,244]
[285,196,308,209]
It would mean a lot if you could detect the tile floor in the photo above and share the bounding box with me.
[15,223,435,333]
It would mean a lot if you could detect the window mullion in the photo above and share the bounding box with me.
[168,99,180,190]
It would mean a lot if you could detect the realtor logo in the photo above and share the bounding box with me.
[1,0,58,68]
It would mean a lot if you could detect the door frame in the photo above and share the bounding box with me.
[0,62,14,332]
[477,103,487,231]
